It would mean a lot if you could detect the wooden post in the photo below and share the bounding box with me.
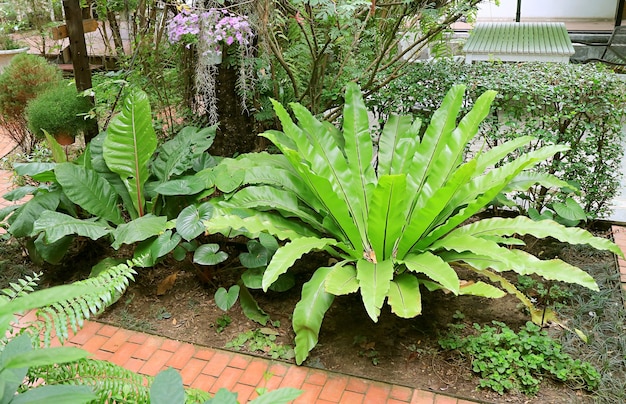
[62,0,98,143]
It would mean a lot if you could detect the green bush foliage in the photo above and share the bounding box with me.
[205,83,622,364]
[25,82,94,139]
[439,321,601,395]
[369,60,626,219]
[0,53,62,153]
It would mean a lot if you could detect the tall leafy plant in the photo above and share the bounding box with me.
[206,84,622,364]
[1,88,217,265]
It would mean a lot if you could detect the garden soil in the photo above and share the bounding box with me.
[2,229,615,404]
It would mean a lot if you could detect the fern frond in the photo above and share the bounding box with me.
[28,358,212,404]
[1,272,42,301]
[27,259,139,347]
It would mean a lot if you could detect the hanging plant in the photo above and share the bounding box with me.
[167,7,255,123]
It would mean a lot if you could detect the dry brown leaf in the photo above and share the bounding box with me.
[157,272,179,296]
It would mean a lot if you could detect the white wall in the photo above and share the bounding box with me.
[477,0,617,20]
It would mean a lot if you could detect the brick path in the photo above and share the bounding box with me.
[11,312,481,404]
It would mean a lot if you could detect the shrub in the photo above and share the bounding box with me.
[369,60,626,219]
[25,82,95,143]
[0,53,62,153]
[205,83,622,364]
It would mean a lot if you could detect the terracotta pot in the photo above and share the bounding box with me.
[54,132,76,146]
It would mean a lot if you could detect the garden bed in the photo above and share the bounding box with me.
[2,225,623,403]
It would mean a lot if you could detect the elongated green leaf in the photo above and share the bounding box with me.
[103,89,157,217]
[238,283,270,325]
[151,126,216,182]
[367,174,407,261]
[193,243,228,265]
[474,136,534,173]
[503,172,578,194]
[13,162,56,178]
[43,129,67,163]
[448,216,622,257]
[4,347,89,369]
[90,132,138,219]
[402,252,460,294]
[176,203,213,241]
[111,214,167,249]
[387,273,421,318]
[293,266,335,364]
[356,258,394,321]
[10,385,96,404]
[205,210,317,241]
[436,235,599,290]
[377,114,421,176]
[9,191,60,238]
[459,281,506,298]
[2,185,38,202]
[250,388,303,404]
[55,163,123,225]
[263,237,337,291]
[32,211,111,243]
[325,262,359,295]
[150,368,185,404]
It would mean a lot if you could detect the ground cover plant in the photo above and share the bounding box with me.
[204,83,622,365]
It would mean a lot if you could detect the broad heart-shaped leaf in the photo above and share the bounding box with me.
[325,262,359,295]
[206,388,238,404]
[111,214,167,250]
[292,265,335,365]
[262,237,338,292]
[134,230,182,267]
[387,273,421,318]
[377,114,421,177]
[8,190,60,238]
[152,175,207,196]
[176,202,214,241]
[150,368,185,404]
[103,89,157,217]
[552,197,587,222]
[240,240,272,269]
[367,174,407,261]
[32,211,111,243]
[55,163,124,225]
[151,125,216,182]
[401,252,460,294]
[356,258,394,322]
[193,243,228,265]
[215,285,240,311]
[447,216,622,258]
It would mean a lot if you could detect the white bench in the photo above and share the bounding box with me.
[463,22,575,64]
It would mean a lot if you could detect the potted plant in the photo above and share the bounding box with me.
[0,26,29,73]
[25,82,95,145]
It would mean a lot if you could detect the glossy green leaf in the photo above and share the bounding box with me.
[377,114,421,177]
[4,347,89,369]
[55,163,123,225]
[9,191,60,238]
[325,263,359,295]
[459,281,506,298]
[356,259,394,321]
[367,174,407,260]
[150,368,185,404]
[387,273,421,318]
[193,243,228,266]
[153,175,207,196]
[33,233,73,265]
[103,89,157,217]
[176,202,213,241]
[292,266,335,365]
[32,211,111,243]
[215,285,240,311]
[263,237,337,291]
[43,129,67,163]
[238,283,270,325]
[402,251,460,294]
[553,198,587,222]
[10,385,96,404]
[110,214,167,249]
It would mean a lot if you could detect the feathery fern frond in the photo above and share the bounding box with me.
[29,358,212,404]
[1,272,42,302]
[28,259,139,347]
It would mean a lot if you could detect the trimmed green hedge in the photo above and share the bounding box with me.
[369,60,626,218]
